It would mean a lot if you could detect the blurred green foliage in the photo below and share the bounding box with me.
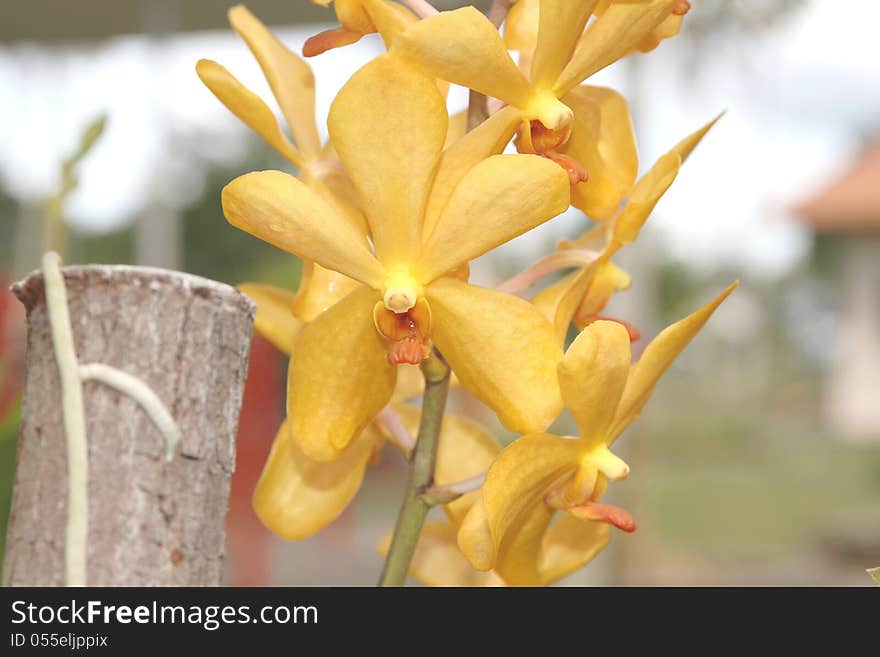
[811,233,846,281]
[0,406,19,561]
[181,164,301,289]
[0,190,16,265]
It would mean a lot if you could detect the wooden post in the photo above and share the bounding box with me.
[3,264,255,586]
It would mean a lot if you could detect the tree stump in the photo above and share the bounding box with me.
[3,265,255,586]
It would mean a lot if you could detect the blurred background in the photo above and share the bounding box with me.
[1,0,878,586]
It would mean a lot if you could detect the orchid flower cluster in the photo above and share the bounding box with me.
[197,0,735,587]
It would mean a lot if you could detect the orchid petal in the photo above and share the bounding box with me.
[532,263,600,345]
[539,514,611,584]
[563,85,639,221]
[558,320,631,443]
[612,150,680,245]
[393,7,532,108]
[329,54,447,267]
[555,0,678,95]
[635,11,683,52]
[252,420,379,540]
[504,0,539,51]
[237,283,302,356]
[481,433,582,585]
[423,105,522,238]
[196,59,302,168]
[228,5,322,159]
[334,0,375,33]
[444,110,468,149]
[287,286,396,461]
[417,154,570,283]
[609,282,738,442]
[290,263,361,323]
[674,111,724,163]
[495,496,556,586]
[530,0,597,91]
[361,0,418,48]
[426,278,563,434]
[483,433,582,548]
[571,261,632,325]
[390,365,424,403]
[457,497,496,571]
[222,170,384,288]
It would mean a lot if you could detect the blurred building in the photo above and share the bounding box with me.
[796,145,880,442]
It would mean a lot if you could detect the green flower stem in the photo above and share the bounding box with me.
[378,352,450,587]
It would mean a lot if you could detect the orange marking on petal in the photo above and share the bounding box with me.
[571,503,636,533]
[302,26,364,57]
[524,116,586,184]
[375,301,432,366]
[673,1,691,16]
[387,337,430,366]
[541,151,589,186]
[529,120,570,152]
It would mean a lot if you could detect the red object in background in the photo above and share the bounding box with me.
[0,273,24,423]
[226,332,285,586]
[794,145,880,232]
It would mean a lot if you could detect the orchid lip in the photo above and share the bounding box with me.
[373,297,432,366]
[570,503,637,533]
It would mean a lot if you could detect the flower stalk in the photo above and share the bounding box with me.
[378,351,450,587]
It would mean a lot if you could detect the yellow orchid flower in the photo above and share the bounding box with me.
[378,405,613,587]
[248,298,492,543]
[243,281,428,539]
[457,283,736,585]
[507,0,692,58]
[303,0,417,56]
[555,84,639,220]
[197,5,365,314]
[532,113,722,344]
[393,0,676,216]
[197,8,402,540]
[199,6,330,182]
[239,271,369,361]
[386,510,619,586]
[222,53,571,463]
[594,1,692,53]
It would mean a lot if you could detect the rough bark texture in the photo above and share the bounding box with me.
[3,265,255,586]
